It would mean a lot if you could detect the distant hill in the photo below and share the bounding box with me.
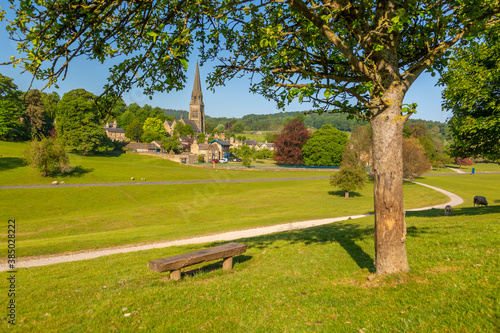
[162,109,189,119]
[162,108,447,138]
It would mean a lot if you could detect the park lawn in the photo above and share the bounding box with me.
[0,140,329,186]
[445,162,500,173]
[412,173,499,208]
[1,204,498,332]
[0,177,448,258]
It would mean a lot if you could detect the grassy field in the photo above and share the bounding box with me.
[0,174,498,332]
[0,141,330,186]
[0,177,447,258]
[1,139,498,332]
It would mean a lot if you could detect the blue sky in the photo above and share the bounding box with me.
[0,12,452,123]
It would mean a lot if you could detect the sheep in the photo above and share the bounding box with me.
[51,181,58,185]
[131,177,135,181]
[473,195,488,208]
[141,178,146,181]
[444,205,453,215]
[60,181,65,185]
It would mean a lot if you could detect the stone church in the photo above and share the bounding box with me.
[164,62,206,135]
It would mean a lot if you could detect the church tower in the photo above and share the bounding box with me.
[189,62,205,133]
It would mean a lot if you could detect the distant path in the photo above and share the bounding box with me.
[1,172,499,189]
[447,167,467,174]
[0,180,464,272]
[0,177,329,189]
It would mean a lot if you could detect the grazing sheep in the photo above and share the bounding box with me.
[51,181,58,185]
[131,177,135,181]
[60,181,65,185]
[473,195,488,208]
[444,205,453,215]
[141,178,146,181]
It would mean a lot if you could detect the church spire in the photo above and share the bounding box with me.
[190,62,204,106]
[188,61,206,133]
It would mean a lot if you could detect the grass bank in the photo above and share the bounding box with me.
[0,141,329,186]
[1,205,498,332]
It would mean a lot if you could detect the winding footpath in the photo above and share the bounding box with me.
[0,180,464,272]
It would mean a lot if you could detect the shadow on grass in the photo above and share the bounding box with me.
[183,255,253,278]
[406,205,500,218]
[328,190,363,198]
[0,157,25,171]
[59,166,95,178]
[70,150,125,158]
[239,223,376,272]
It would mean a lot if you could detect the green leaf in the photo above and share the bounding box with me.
[180,58,188,70]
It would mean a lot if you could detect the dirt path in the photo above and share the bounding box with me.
[0,180,464,272]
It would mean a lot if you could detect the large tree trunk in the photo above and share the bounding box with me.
[371,87,410,275]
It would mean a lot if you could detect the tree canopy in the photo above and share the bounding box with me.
[273,119,310,165]
[23,137,72,177]
[330,148,367,198]
[440,26,500,161]
[3,0,499,275]
[0,74,24,139]
[56,89,112,154]
[302,124,348,166]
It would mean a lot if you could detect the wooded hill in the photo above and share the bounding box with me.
[163,108,449,138]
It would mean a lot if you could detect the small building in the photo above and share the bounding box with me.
[207,139,231,161]
[191,137,209,156]
[260,141,275,151]
[179,136,194,151]
[245,140,258,148]
[125,142,158,153]
[105,120,128,142]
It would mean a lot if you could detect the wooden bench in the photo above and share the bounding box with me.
[148,242,247,280]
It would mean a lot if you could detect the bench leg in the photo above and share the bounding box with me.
[222,257,233,270]
[170,269,181,281]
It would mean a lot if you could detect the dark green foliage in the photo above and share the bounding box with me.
[56,89,112,155]
[23,137,72,177]
[174,122,195,137]
[0,74,25,139]
[162,135,182,153]
[126,120,143,142]
[440,27,500,161]
[197,133,206,143]
[330,148,366,198]
[141,130,162,143]
[302,124,348,166]
[24,89,46,139]
[231,121,245,133]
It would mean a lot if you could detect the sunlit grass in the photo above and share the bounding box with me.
[0,176,448,257]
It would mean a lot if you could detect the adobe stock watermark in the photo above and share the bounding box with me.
[178,170,232,223]
[6,219,16,325]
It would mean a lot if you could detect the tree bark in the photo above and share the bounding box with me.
[371,86,410,275]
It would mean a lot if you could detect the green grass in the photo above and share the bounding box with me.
[0,141,498,331]
[445,162,500,173]
[413,173,499,208]
[1,203,498,332]
[0,140,330,186]
[0,177,447,258]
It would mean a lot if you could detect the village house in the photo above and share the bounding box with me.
[105,120,128,142]
[125,141,163,153]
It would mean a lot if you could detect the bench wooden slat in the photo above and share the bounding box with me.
[148,242,247,273]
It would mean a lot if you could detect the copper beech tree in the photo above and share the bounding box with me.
[2,1,499,274]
